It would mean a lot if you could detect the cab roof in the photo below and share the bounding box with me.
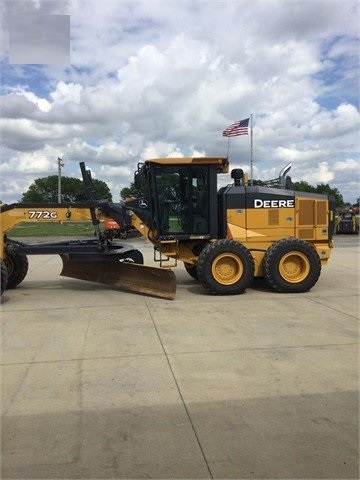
[144,157,229,173]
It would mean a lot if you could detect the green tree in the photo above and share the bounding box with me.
[120,179,151,200]
[120,182,138,200]
[250,179,265,186]
[292,181,317,193]
[90,179,112,201]
[314,183,344,208]
[21,176,112,203]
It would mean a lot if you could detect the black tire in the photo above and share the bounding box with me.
[197,239,254,295]
[184,262,198,280]
[5,244,29,289]
[119,250,144,264]
[1,259,8,295]
[264,238,321,293]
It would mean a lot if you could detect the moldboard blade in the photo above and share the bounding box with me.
[60,255,176,300]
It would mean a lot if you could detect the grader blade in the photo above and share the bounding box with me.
[60,255,176,300]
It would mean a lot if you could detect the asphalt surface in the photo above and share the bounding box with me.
[1,234,359,479]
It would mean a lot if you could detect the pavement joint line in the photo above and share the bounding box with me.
[145,299,215,480]
[2,290,359,311]
[1,342,358,367]
[0,293,359,314]
[304,297,360,319]
[0,352,166,367]
[1,322,58,417]
[0,302,149,312]
[2,361,32,416]
[164,341,360,357]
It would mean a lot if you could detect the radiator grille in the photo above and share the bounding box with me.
[316,201,327,225]
[268,210,279,225]
[299,199,314,225]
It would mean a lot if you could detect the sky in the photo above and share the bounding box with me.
[0,0,359,204]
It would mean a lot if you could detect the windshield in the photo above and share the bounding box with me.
[153,165,210,235]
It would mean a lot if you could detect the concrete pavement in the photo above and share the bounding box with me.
[1,236,359,479]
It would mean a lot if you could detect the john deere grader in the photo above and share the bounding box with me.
[1,158,335,299]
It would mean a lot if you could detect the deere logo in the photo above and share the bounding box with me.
[254,199,295,208]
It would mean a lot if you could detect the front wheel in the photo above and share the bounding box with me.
[197,240,254,295]
[184,262,198,280]
[119,250,144,264]
[264,238,321,293]
[5,244,29,289]
[1,260,8,295]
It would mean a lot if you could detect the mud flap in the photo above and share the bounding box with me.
[60,255,176,300]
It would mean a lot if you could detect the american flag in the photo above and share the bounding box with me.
[222,118,250,137]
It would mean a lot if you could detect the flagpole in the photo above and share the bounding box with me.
[250,114,253,185]
[226,137,230,159]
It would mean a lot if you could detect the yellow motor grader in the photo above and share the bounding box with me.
[1,158,335,299]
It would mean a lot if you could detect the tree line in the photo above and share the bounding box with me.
[20,176,112,203]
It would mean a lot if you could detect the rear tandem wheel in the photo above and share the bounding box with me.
[263,238,321,293]
[197,239,254,295]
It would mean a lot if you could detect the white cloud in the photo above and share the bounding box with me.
[302,161,335,184]
[310,103,360,138]
[273,147,329,164]
[140,142,182,160]
[333,158,360,172]
[22,91,51,112]
[50,81,83,104]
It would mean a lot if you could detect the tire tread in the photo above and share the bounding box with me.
[264,238,321,293]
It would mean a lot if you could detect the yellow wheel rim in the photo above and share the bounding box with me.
[279,251,310,283]
[211,253,243,285]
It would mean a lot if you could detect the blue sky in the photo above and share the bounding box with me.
[0,0,359,204]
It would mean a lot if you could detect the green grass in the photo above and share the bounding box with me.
[7,221,96,237]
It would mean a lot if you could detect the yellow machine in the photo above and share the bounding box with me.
[125,157,335,295]
[336,208,359,234]
[1,158,335,298]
